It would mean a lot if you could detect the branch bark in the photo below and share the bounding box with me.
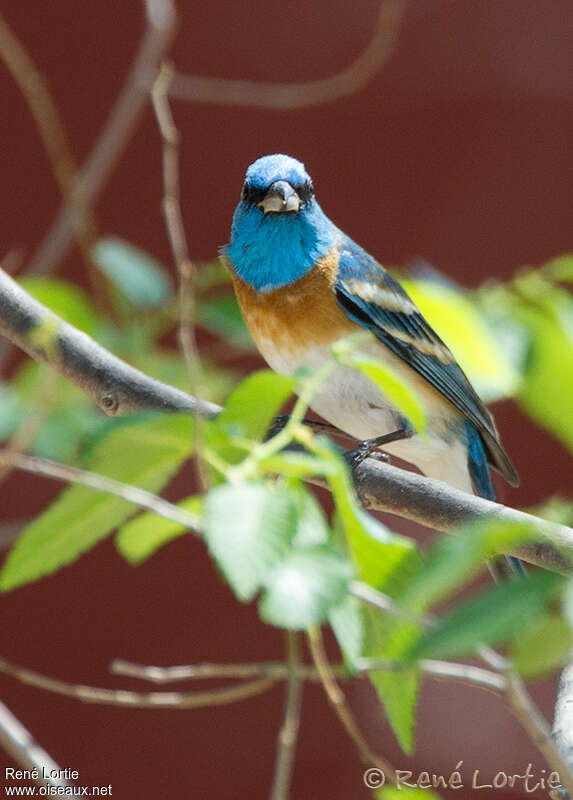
[0,264,571,574]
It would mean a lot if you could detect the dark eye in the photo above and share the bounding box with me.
[241,183,267,205]
[297,181,314,203]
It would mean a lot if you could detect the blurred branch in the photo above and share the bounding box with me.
[0,14,96,255]
[308,627,397,782]
[0,700,72,790]
[269,632,304,800]
[0,655,276,709]
[25,0,177,277]
[553,664,573,800]
[111,658,339,683]
[170,0,406,110]
[0,450,201,532]
[151,61,208,489]
[0,267,572,573]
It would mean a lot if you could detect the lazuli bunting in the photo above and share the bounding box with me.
[221,154,519,502]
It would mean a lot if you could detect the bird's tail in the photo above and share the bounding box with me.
[465,421,525,576]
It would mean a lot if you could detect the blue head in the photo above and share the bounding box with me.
[224,154,337,292]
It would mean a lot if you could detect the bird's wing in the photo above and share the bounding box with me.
[334,237,518,485]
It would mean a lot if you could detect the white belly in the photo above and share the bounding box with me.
[257,333,474,494]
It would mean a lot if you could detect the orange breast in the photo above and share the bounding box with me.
[224,249,357,359]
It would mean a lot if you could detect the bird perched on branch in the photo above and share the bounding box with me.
[221,153,519,504]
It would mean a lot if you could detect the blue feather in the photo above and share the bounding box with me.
[223,155,336,292]
[464,420,494,500]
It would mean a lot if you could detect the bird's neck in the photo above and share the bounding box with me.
[225,202,337,292]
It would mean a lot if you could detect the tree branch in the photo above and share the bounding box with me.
[25,0,177,277]
[170,0,406,110]
[269,632,304,800]
[0,700,73,790]
[0,265,218,419]
[0,655,276,710]
[1,264,572,574]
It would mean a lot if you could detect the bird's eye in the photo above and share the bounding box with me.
[297,180,314,204]
[241,183,267,205]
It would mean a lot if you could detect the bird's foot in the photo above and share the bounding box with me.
[344,421,414,470]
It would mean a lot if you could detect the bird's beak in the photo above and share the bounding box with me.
[257,181,301,214]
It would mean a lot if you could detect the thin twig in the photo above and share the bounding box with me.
[170,0,406,109]
[349,580,433,628]
[151,61,208,490]
[307,627,397,782]
[0,450,201,532]
[111,658,340,683]
[505,671,573,799]
[0,14,96,256]
[269,633,304,800]
[25,0,177,277]
[0,655,276,709]
[0,700,72,789]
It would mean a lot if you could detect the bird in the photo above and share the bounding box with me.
[221,153,519,507]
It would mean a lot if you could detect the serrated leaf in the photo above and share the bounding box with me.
[363,605,420,754]
[407,571,563,661]
[291,487,330,548]
[216,369,295,443]
[399,519,538,612]
[92,237,172,308]
[116,494,201,565]
[329,594,363,671]
[401,276,520,401]
[0,414,192,591]
[259,547,353,629]
[204,483,298,601]
[334,343,426,433]
[19,277,98,335]
[511,613,573,678]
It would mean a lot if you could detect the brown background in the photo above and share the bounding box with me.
[1,1,573,797]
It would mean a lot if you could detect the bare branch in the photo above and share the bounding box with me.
[307,627,397,782]
[0,265,219,419]
[269,632,304,800]
[111,658,335,683]
[170,0,406,110]
[25,0,177,276]
[0,655,276,710]
[0,451,201,532]
[0,15,96,256]
[0,700,72,789]
[151,61,208,489]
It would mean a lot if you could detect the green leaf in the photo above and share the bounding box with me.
[215,369,295,443]
[19,277,98,335]
[291,487,330,547]
[516,300,573,453]
[198,293,255,349]
[333,339,426,433]
[258,450,337,479]
[398,519,538,612]
[259,547,353,629]
[116,494,201,565]
[329,594,363,670]
[401,277,520,401]
[407,571,563,661]
[363,606,420,755]
[0,383,22,440]
[345,509,420,593]
[545,254,573,282]
[92,237,172,308]
[0,414,192,591]
[510,613,573,678]
[203,483,298,601]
